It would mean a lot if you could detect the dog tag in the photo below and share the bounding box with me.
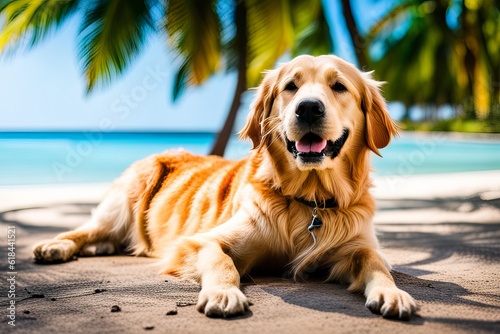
[307,208,322,247]
[308,216,323,231]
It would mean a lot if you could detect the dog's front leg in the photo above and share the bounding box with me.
[163,237,249,317]
[196,239,249,317]
[332,246,418,320]
[162,214,253,317]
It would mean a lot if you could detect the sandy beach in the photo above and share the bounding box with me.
[1,170,499,333]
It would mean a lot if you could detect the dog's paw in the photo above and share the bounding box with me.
[366,286,418,320]
[33,239,77,263]
[196,286,249,318]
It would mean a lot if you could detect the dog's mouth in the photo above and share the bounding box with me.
[286,129,349,163]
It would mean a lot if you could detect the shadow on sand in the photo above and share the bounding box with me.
[1,194,499,332]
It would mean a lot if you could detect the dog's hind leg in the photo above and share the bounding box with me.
[33,188,132,262]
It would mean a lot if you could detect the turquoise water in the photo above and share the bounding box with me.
[1,132,499,185]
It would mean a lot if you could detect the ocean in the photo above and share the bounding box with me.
[1,131,499,186]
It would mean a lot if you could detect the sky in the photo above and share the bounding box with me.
[0,0,400,132]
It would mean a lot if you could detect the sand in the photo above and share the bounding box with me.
[1,170,499,333]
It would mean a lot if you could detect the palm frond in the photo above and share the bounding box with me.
[78,0,154,92]
[0,0,79,53]
[217,0,238,70]
[372,18,464,106]
[166,0,221,91]
[172,59,189,101]
[246,0,294,87]
[290,0,333,57]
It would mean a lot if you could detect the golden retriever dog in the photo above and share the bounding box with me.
[33,55,418,320]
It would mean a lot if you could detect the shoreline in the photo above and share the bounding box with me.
[2,132,499,186]
[396,130,500,143]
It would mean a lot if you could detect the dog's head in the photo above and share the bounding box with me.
[240,55,398,172]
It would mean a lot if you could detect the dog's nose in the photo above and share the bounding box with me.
[295,99,325,125]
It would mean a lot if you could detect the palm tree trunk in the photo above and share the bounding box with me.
[460,2,477,119]
[340,0,369,69]
[210,0,247,156]
[402,103,411,122]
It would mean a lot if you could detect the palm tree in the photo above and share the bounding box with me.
[338,0,369,69]
[365,0,499,119]
[0,0,333,156]
[369,1,464,117]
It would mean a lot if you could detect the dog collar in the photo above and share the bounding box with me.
[294,197,338,209]
[294,197,337,249]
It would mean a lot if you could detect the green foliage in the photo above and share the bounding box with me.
[167,0,221,100]
[370,1,457,105]
[245,0,333,87]
[0,0,334,97]
[79,0,154,92]
[169,0,334,95]
[368,0,500,119]
[290,0,333,57]
[245,0,294,87]
[401,118,500,133]
[0,0,79,52]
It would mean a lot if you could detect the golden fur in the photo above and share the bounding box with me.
[33,55,417,319]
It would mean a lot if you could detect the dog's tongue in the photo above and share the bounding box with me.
[296,135,327,153]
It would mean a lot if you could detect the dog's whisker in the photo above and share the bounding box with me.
[261,118,283,145]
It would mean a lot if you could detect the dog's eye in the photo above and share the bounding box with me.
[332,82,347,92]
[284,81,298,91]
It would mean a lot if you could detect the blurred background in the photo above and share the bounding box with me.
[0,0,499,185]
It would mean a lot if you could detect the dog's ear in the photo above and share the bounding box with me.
[362,74,399,156]
[239,69,278,149]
